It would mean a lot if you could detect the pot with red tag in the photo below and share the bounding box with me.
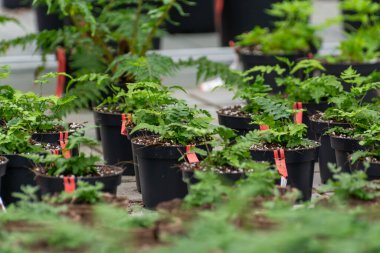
[309,114,350,183]
[217,105,259,136]
[94,110,135,175]
[0,155,35,206]
[33,165,124,196]
[131,136,208,209]
[250,145,319,201]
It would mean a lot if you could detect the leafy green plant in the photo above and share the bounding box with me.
[30,153,101,177]
[341,0,380,30]
[46,181,103,204]
[236,0,320,55]
[98,81,182,114]
[350,125,380,163]
[0,127,42,154]
[277,59,344,103]
[131,103,223,145]
[320,163,380,201]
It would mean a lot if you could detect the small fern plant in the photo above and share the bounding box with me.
[235,0,321,55]
[131,102,225,146]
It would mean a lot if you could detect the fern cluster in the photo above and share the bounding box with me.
[235,0,320,55]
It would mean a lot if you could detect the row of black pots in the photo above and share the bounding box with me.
[2,0,32,9]
[0,154,124,206]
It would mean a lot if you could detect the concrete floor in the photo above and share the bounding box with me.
[0,0,342,202]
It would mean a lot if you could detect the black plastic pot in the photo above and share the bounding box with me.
[0,156,9,198]
[94,110,134,175]
[132,139,208,208]
[128,128,152,193]
[217,110,258,136]
[351,159,380,181]
[302,102,330,139]
[165,0,215,34]
[250,146,319,201]
[36,5,64,32]
[220,0,281,46]
[237,51,306,94]
[309,117,350,184]
[31,130,81,157]
[0,155,35,206]
[330,135,364,174]
[2,0,32,9]
[34,165,124,196]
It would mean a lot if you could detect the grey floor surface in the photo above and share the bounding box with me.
[0,0,343,202]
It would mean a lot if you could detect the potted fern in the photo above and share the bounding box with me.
[0,127,43,205]
[131,103,224,208]
[234,0,321,92]
[94,82,181,178]
[340,0,380,33]
[310,69,380,182]
[350,126,380,180]
[0,156,9,199]
[30,151,124,196]
[243,99,320,201]
[181,129,271,185]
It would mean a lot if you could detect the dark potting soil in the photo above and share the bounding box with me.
[250,141,320,152]
[30,139,61,152]
[33,165,123,178]
[94,105,123,114]
[236,45,306,57]
[309,112,349,124]
[0,156,7,165]
[132,135,208,147]
[217,105,250,118]
[34,122,84,134]
[329,131,360,140]
[180,162,250,174]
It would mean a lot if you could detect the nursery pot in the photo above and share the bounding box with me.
[330,135,364,174]
[132,138,208,209]
[220,0,280,46]
[166,0,215,34]
[0,155,35,206]
[128,128,152,193]
[2,0,32,9]
[36,5,65,32]
[250,146,319,201]
[34,165,124,196]
[302,101,330,140]
[351,159,380,181]
[0,156,9,198]
[236,51,306,94]
[94,110,134,175]
[217,109,258,136]
[309,116,350,183]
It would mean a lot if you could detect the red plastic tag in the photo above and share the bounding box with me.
[293,102,303,124]
[55,47,66,97]
[228,40,235,48]
[51,149,60,155]
[308,53,314,59]
[63,176,76,193]
[260,125,269,131]
[121,113,132,136]
[186,145,199,164]
[274,149,288,178]
[214,0,224,32]
[59,131,71,158]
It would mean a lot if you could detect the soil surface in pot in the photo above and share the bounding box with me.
[217,105,250,118]
[236,45,306,57]
[180,162,250,174]
[33,165,123,178]
[0,156,7,165]
[309,112,349,124]
[250,141,320,152]
[132,135,208,147]
[33,122,84,134]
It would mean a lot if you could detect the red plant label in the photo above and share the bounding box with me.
[260,125,269,131]
[63,176,76,193]
[55,48,66,97]
[121,113,132,136]
[293,102,303,124]
[59,131,71,158]
[273,149,288,183]
[186,145,199,164]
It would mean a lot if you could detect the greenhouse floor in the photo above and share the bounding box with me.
[0,0,343,203]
